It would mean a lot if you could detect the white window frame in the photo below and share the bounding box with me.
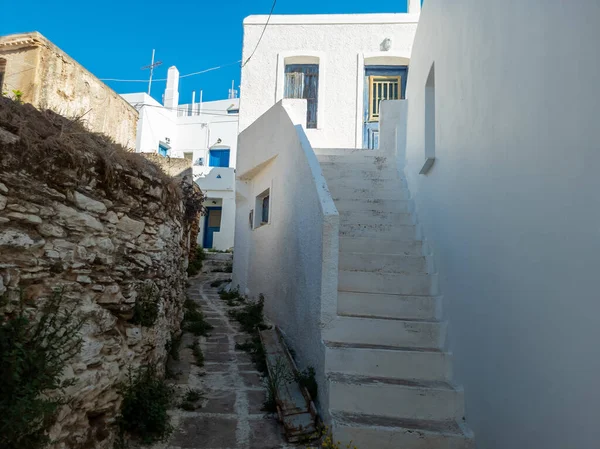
[276,51,326,131]
[254,188,271,229]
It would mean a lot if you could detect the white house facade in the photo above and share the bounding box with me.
[239,7,420,149]
[121,68,239,251]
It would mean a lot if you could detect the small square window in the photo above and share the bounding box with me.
[254,189,271,228]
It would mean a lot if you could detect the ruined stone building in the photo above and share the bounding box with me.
[0,32,137,148]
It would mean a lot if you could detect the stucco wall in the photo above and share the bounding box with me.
[0,32,138,149]
[121,93,177,154]
[403,1,600,448]
[239,14,418,149]
[233,100,339,414]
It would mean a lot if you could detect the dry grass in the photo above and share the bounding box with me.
[0,97,183,216]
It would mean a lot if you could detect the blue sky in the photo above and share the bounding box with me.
[1,0,409,103]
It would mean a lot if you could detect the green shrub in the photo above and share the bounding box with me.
[116,364,173,445]
[131,283,160,327]
[187,246,205,276]
[183,299,213,337]
[0,290,83,449]
[189,339,204,367]
[210,279,231,288]
[296,366,318,401]
[229,294,268,334]
[235,334,267,374]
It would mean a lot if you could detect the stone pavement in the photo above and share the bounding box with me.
[152,273,309,449]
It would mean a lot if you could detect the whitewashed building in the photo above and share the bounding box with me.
[121,68,239,251]
[233,1,600,448]
[239,3,421,149]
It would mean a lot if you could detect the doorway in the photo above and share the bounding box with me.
[363,65,408,149]
[203,207,222,249]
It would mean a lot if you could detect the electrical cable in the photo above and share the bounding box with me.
[241,0,277,68]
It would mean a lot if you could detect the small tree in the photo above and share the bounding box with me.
[0,289,84,449]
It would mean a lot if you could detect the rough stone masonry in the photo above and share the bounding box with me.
[0,98,201,448]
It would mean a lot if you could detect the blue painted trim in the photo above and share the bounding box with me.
[203,206,222,249]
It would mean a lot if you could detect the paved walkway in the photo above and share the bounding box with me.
[155,273,307,449]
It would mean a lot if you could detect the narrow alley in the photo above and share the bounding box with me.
[155,270,309,449]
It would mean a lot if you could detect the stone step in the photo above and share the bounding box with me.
[339,253,427,274]
[314,148,375,156]
[339,270,437,296]
[325,342,451,381]
[339,237,422,255]
[317,154,391,165]
[337,291,438,319]
[333,198,413,214]
[328,373,465,421]
[330,185,410,201]
[322,167,400,181]
[339,223,416,240]
[325,174,406,188]
[331,412,475,449]
[325,316,445,349]
[320,161,396,173]
[339,210,413,225]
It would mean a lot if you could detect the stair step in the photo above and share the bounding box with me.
[331,185,410,200]
[339,253,427,274]
[317,154,390,164]
[337,291,438,319]
[320,161,397,174]
[314,148,373,156]
[331,412,475,449]
[339,237,422,255]
[339,270,438,296]
[339,210,413,225]
[325,316,445,349]
[333,198,413,214]
[325,342,450,381]
[339,223,416,239]
[328,373,464,420]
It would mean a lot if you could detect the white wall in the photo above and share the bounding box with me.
[239,14,419,149]
[121,93,177,154]
[403,1,600,448]
[233,100,339,414]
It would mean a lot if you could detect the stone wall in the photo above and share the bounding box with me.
[0,32,138,149]
[0,98,198,448]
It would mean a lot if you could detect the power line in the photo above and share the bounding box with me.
[241,0,277,68]
[99,60,242,83]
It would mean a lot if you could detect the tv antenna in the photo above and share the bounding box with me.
[141,49,163,95]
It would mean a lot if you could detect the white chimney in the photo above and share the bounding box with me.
[408,0,421,14]
[164,66,180,110]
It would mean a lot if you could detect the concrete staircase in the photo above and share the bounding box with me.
[316,149,475,449]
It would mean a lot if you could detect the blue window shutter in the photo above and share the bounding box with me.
[209,149,230,167]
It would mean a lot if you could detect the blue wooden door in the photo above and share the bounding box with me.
[209,149,230,167]
[363,66,408,149]
[203,207,222,249]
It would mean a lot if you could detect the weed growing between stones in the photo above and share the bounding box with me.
[0,289,84,449]
[183,299,213,337]
[212,262,233,273]
[187,246,205,276]
[235,334,268,374]
[116,364,173,446]
[189,339,204,367]
[296,366,318,402]
[131,283,160,327]
[307,426,358,449]
[231,294,270,373]
[210,278,231,288]
[179,388,203,411]
[228,294,267,334]
[219,287,246,307]
[262,357,293,413]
